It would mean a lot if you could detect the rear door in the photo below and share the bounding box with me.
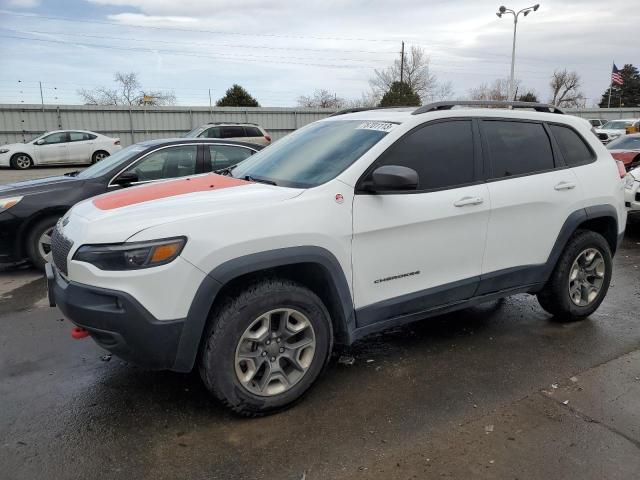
[67,132,93,163]
[352,119,490,325]
[478,119,583,294]
[34,132,69,164]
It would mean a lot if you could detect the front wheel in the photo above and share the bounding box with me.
[25,216,61,271]
[199,279,333,416]
[11,153,33,169]
[537,230,612,321]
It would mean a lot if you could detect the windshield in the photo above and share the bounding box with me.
[231,120,393,188]
[76,144,147,179]
[184,126,206,138]
[607,135,640,150]
[601,121,632,130]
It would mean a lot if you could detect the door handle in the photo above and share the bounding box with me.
[454,196,484,207]
[554,181,576,191]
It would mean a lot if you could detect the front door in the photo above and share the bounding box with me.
[34,132,69,164]
[352,119,490,327]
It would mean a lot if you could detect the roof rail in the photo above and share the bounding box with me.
[206,121,259,126]
[329,106,401,117]
[412,101,565,115]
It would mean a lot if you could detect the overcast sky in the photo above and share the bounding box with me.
[0,0,635,107]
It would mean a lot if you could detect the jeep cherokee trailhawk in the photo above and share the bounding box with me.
[48,101,627,416]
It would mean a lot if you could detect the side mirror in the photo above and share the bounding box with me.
[113,171,139,186]
[35,139,45,145]
[366,165,419,192]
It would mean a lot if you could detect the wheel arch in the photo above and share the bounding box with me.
[10,151,33,166]
[16,208,67,259]
[543,205,620,282]
[172,246,355,372]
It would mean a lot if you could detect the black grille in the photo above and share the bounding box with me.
[51,225,73,275]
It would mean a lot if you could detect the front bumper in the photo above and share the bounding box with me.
[625,180,640,213]
[47,264,186,370]
[0,210,21,263]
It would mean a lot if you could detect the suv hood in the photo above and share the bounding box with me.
[0,175,81,196]
[63,174,303,244]
[596,128,626,136]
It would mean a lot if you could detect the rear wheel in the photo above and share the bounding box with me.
[25,216,61,271]
[537,230,612,321]
[91,150,109,164]
[199,279,333,416]
[10,153,32,169]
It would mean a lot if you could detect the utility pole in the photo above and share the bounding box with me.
[208,88,213,118]
[400,41,405,84]
[39,81,44,111]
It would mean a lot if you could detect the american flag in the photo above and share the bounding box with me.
[611,64,623,86]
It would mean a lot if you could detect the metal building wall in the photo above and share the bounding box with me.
[0,104,335,146]
[2,104,640,147]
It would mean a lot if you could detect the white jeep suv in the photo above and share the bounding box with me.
[48,101,627,416]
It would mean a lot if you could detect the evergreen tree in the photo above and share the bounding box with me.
[216,84,260,107]
[599,64,640,107]
[518,91,539,102]
[378,81,421,107]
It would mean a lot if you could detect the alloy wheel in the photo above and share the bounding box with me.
[37,227,54,264]
[568,248,606,307]
[234,308,316,396]
[15,155,31,169]
[94,152,108,162]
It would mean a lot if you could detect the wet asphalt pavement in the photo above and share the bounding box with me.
[1,222,639,480]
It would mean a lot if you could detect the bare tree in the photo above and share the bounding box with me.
[468,78,522,101]
[78,72,176,106]
[370,46,447,104]
[344,90,380,109]
[297,89,346,109]
[549,69,584,107]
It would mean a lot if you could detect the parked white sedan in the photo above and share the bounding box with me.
[0,130,121,169]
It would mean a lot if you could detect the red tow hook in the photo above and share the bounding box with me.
[71,326,90,339]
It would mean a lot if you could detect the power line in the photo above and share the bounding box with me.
[0,34,385,69]
[1,27,397,55]
[0,10,401,43]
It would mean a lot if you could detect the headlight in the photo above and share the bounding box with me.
[624,174,636,190]
[0,196,23,211]
[73,237,186,270]
[0,149,10,154]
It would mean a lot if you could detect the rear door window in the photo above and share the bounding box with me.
[549,124,594,166]
[69,132,90,142]
[221,126,245,138]
[482,121,554,178]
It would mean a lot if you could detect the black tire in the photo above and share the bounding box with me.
[10,153,33,170]
[91,150,109,164]
[537,229,612,321]
[25,216,61,271]
[199,278,333,417]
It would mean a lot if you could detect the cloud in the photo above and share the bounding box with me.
[3,0,40,7]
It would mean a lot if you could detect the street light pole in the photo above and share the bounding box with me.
[496,4,540,101]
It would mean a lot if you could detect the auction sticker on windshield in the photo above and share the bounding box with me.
[356,121,397,133]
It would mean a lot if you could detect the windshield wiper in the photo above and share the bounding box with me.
[214,166,236,176]
[244,175,277,186]
[63,170,80,177]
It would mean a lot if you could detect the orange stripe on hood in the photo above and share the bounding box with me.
[93,174,251,210]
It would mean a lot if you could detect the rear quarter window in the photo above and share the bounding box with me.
[549,124,594,166]
[245,126,262,137]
